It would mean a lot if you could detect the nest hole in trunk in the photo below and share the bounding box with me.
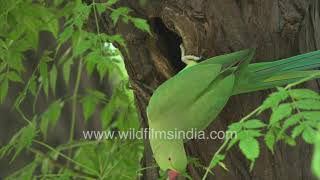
[150,17,186,72]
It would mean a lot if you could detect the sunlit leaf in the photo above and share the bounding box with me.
[291,123,306,138]
[302,126,317,144]
[270,103,292,125]
[242,119,266,129]
[312,131,320,178]
[264,130,275,153]
[130,17,150,34]
[58,25,74,44]
[259,88,288,113]
[294,99,320,110]
[300,111,320,122]
[110,7,131,25]
[239,137,260,161]
[282,114,301,131]
[290,89,320,100]
[95,3,107,15]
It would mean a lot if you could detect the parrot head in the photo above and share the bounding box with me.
[149,137,187,179]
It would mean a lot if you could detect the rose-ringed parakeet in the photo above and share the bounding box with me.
[146,45,320,179]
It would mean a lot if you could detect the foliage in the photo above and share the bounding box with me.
[1,0,319,179]
[0,0,150,179]
[202,76,320,179]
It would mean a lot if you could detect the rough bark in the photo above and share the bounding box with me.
[97,0,320,179]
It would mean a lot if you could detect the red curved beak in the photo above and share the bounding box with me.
[168,170,180,180]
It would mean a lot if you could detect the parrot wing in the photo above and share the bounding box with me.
[147,63,222,129]
[200,48,254,68]
[147,49,255,131]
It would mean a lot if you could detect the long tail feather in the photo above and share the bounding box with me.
[234,50,320,94]
[249,50,320,78]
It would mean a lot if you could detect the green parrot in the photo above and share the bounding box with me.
[146,45,320,179]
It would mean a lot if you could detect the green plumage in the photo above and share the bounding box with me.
[147,49,320,173]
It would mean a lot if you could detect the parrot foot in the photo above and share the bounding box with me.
[179,44,202,65]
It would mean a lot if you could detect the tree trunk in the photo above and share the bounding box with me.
[98,0,320,179]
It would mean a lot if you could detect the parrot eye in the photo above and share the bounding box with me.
[168,157,171,161]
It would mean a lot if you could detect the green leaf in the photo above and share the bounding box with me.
[242,119,266,129]
[14,120,37,160]
[101,104,115,129]
[130,17,151,34]
[0,120,38,162]
[84,51,100,76]
[81,90,106,122]
[28,75,37,96]
[43,16,59,38]
[239,137,260,161]
[73,40,92,57]
[7,71,23,83]
[289,89,320,100]
[208,154,225,170]
[312,132,320,178]
[73,2,91,28]
[259,88,288,113]
[97,61,110,81]
[282,134,296,146]
[302,126,317,144]
[58,25,74,44]
[107,0,119,6]
[0,78,9,103]
[294,99,320,110]
[264,130,275,153]
[41,158,50,175]
[39,62,49,97]
[237,130,262,140]
[228,122,242,132]
[40,100,64,139]
[282,114,301,132]
[81,98,97,120]
[7,51,25,73]
[270,103,292,125]
[63,59,73,85]
[227,137,239,150]
[0,39,7,49]
[291,123,306,138]
[110,7,131,25]
[108,34,126,47]
[49,65,57,95]
[54,0,64,6]
[300,111,320,122]
[18,160,39,180]
[95,3,107,15]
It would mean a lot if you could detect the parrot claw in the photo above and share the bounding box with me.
[180,44,202,65]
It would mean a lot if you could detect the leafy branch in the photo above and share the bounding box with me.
[202,72,320,179]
